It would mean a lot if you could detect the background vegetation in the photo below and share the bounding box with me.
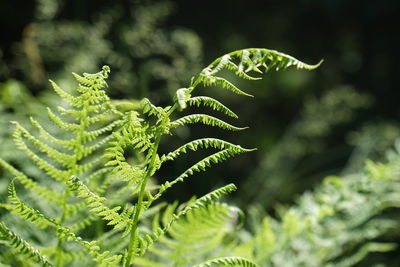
[1,0,399,266]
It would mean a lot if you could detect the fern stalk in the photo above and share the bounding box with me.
[124,138,160,266]
[54,90,90,266]
[124,106,177,266]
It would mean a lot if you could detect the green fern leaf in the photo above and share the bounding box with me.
[29,117,72,147]
[180,184,238,214]
[201,76,254,97]
[175,149,247,181]
[189,48,322,97]
[151,155,243,205]
[195,256,259,267]
[0,222,53,266]
[161,138,254,162]
[12,122,74,167]
[141,98,171,120]
[3,182,106,263]
[67,176,129,230]
[6,181,57,229]
[0,159,63,204]
[170,114,247,131]
[49,80,78,107]
[11,126,69,182]
[47,108,81,131]
[134,185,238,260]
[82,119,124,142]
[187,96,238,118]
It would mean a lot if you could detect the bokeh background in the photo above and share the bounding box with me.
[1,0,400,264]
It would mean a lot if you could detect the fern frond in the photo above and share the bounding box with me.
[201,76,254,97]
[170,114,247,131]
[151,153,243,205]
[82,119,124,142]
[44,249,87,265]
[141,98,171,120]
[67,176,129,230]
[0,159,63,204]
[49,80,78,107]
[47,108,81,131]
[12,126,69,182]
[1,65,130,266]
[54,226,122,266]
[81,134,116,158]
[190,48,321,97]
[93,251,122,267]
[187,96,238,118]
[72,65,110,89]
[195,256,259,267]
[6,181,58,229]
[12,122,74,167]
[29,117,71,147]
[0,49,323,266]
[0,222,53,266]
[173,149,246,182]
[180,184,237,214]
[161,138,254,162]
[108,161,146,187]
[134,185,238,260]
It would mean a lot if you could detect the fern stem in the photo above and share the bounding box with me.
[55,104,88,266]
[124,105,177,266]
[124,138,160,266]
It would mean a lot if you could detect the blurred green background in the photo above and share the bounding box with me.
[1,0,399,217]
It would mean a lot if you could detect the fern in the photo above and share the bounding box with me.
[0,222,52,266]
[1,65,126,265]
[170,114,248,131]
[0,48,320,266]
[187,96,238,118]
[132,185,239,263]
[5,181,56,229]
[134,201,243,266]
[66,176,130,232]
[195,257,259,267]
[235,152,400,266]
[107,48,319,266]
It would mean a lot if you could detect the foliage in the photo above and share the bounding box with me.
[236,150,400,266]
[0,48,321,266]
[1,1,399,265]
